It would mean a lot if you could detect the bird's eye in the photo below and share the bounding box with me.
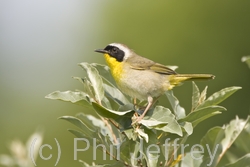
[111,47,118,53]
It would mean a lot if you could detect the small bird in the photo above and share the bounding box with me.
[95,43,214,123]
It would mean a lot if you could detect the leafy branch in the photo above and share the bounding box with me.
[45,62,248,167]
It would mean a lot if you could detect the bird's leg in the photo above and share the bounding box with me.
[133,98,138,110]
[133,96,153,123]
[132,96,161,125]
[133,98,137,106]
[133,98,139,117]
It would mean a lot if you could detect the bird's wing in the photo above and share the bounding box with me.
[149,63,177,75]
[127,55,177,75]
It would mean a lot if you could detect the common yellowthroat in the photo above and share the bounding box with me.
[95,43,214,123]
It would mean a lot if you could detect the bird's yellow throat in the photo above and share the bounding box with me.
[104,53,123,83]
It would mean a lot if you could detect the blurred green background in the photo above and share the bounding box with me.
[0,0,250,166]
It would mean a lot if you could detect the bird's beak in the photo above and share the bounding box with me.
[94,49,109,54]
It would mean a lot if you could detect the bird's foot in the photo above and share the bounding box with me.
[131,114,144,126]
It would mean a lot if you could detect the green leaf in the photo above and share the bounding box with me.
[140,106,183,136]
[200,116,250,167]
[118,103,134,111]
[67,129,105,153]
[79,62,104,103]
[179,106,226,127]
[92,102,133,116]
[123,129,136,140]
[242,56,250,68]
[191,82,208,111]
[200,127,223,167]
[73,77,95,99]
[119,140,140,166]
[79,160,124,167]
[68,129,88,138]
[102,96,112,109]
[92,102,134,129]
[232,118,250,154]
[142,128,159,167]
[91,63,116,85]
[59,116,94,137]
[165,90,186,119]
[197,87,242,109]
[179,121,193,135]
[223,153,250,167]
[199,86,208,106]
[103,83,130,106]
[136,128,149,143]
[192,82,200,111]
[76,113,120,145]
[45,90,91,107]
[68,128,107,147]
[181,152,202,167]
[76,113,97,131]
[61,115,116,149]
[79,160,110,167]
[142,149,159,167]
[85,114,118,144]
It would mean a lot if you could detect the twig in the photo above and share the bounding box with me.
[101,117,118,144]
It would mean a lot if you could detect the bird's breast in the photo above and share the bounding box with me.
[117,68,170,100]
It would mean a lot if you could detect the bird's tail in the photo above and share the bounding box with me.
[169,74,215,88]
[174,74,215,80]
